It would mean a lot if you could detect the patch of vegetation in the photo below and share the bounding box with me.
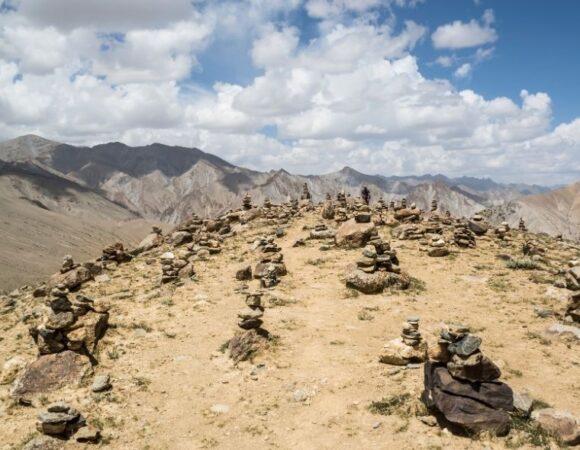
[474,263,494,271]
[528,272,553,285]
[506,258,542,270]
[368,393,411,416]
[509,412,556,448]
[357,309,374,321]
[407,277,426,294]
[218,339,231,354]
[526,332,552,346]
[305,258,326,266]
[130,321,153,333]
[342,288,360,299]
[487,275,513,292]
[131,376,151,391]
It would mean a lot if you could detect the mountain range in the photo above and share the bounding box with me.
[0,134,578,290]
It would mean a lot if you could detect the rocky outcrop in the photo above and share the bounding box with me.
[335,219,376,248]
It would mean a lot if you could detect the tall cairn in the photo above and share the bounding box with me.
[301,183,311,201]
[242,193,252,210]
[431,199,438,212]
[519,217,527,231]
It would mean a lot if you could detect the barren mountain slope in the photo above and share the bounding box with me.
[0,210,578,449]
[0,161,160,291]
[483,182,580,240]
[0,136,551,225]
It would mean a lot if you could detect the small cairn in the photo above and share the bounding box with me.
[389,200,395,210]
[519,217,527,232]
[263,197,272,209]
[401,197,407,209]
[379,316,428,365]
[423,324,513,436]
[431,199,438,212]
[353,201,371,223]
[29,287,109,357]
[301,183,311,201]
[453,223,476,248]
[345,234,409,294]
[427,235,449,257]
[309,223,336,239]
[61,255,78,274]
[337,192,347,208]
[242,193,252,210]
[494,221,511,240]
[161,252,194,284]
[100,243,132,265]
[228,292,268,362]
[361,185,371,205]
[37,403,86,437]
[377,197,387,211]
[238,292,265,330]
[325,193,332,201]
[253,238,286,286]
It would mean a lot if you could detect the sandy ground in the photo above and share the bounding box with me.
[0,211,578,450]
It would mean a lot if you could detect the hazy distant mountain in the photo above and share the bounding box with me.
[0,135,556,224]
[482,182,580,240]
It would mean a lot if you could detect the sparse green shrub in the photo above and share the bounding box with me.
[506,258,542,270]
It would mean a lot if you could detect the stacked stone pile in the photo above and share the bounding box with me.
[29,287,109,357]
[453,223,476,248]
[494,222,511,240]
[61,255,78,273]
[431,199,438,212]
[309,223,336,239]
[301,183,311,201]
[377,197,387,211]
[263,197,272,209]
[397,224,426,240]
[254,239,287,281]
[467,214,489,236]
[238,292,265,330]
[379,316,428,365]
[100,243,132,265]
[37,403,85,437]
[427,236,450,257]
[160,252,194,284]
[422,324,513,436]
[345,235,410,294]
[394,206,422,223]
[228,292,269,362]
[519,217,527,232]
[243,193,252,210]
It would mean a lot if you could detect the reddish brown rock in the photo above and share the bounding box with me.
[11,351,92,400]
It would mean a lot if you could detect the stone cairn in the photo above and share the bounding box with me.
[345,233,410,294]
[519,217,527,232]
[238,291,265,330]
[453,223,476,248]
[431,199,438,212]
[422,324,513,436]
[242,193,252,210]
[353,201,371,223]
[379,316,428,365]
[160,251,193,284]
[566,291,580,323]
[37,403,86,438]
[228,292,268,362]
[401,197,407,209]
[377,197,387,211]
[253,238,286,288]
[494,221,511,240]
[389,200,395,210]
[334,192,348,222]
[427,235,450,257]
[29,286,109,358]
[325,193,332,201]
[301,183,311,201]
[61,255,78,273]
[263,197,272,209]
[100,242,132,265]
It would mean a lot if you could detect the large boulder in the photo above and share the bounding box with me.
[11,351,92,400]
[531,408,580,446]
[335,219,376,248]
[468,220,489,236]
[171,231,193,247]
[379,338,428,365]
[422,362,513,436]
[133,232,163,254]
[345,269,409,294]
[48,266,93,291]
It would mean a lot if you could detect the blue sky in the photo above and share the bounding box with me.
[0,0,579,184]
